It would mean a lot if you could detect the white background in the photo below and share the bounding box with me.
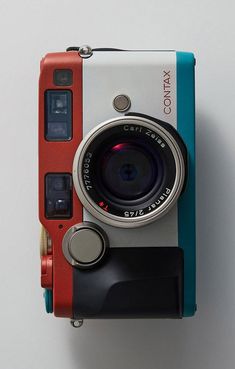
[0,1,235,368]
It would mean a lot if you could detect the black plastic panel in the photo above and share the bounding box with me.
[73,247,183,319]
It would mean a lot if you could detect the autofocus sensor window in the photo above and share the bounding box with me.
[73,116,187,228]
[53,69,73,86]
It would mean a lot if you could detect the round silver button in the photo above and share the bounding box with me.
[69,229,104,264]
[113,94,131,112]
[62,223,108,268]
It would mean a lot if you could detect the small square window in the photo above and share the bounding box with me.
[54,69,73,86]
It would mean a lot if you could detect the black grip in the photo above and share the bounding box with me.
[73,247,183,319]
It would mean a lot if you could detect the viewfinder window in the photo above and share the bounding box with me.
[45,90,72,141]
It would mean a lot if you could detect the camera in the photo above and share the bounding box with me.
[39,46,196,323]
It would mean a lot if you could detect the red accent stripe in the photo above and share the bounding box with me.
[39,52,83,317]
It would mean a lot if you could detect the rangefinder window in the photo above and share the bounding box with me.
[45,173,72,218]
[45,90,72,141]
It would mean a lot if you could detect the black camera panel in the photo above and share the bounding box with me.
[73,247,184,318]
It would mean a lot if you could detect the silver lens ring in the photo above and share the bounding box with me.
[73,116,186,228]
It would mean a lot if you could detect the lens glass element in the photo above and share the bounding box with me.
[100,141,161,201]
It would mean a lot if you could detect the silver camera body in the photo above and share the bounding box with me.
[75,50,183,248]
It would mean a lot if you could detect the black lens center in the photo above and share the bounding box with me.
[120,163,138,181]
[100,142,161,201]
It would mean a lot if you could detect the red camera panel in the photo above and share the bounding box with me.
[39,52,83,317]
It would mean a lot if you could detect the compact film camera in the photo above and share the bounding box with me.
[39,46,196,325]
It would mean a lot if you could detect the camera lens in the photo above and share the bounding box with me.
[73,115,186,228]
[99,141,162,202]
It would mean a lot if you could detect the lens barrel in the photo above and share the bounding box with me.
[73,115,187,228]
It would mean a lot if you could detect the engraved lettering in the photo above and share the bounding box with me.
[163,70,172,115]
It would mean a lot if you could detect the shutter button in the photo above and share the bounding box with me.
[62,223,108,268]
[113,94,131,112]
